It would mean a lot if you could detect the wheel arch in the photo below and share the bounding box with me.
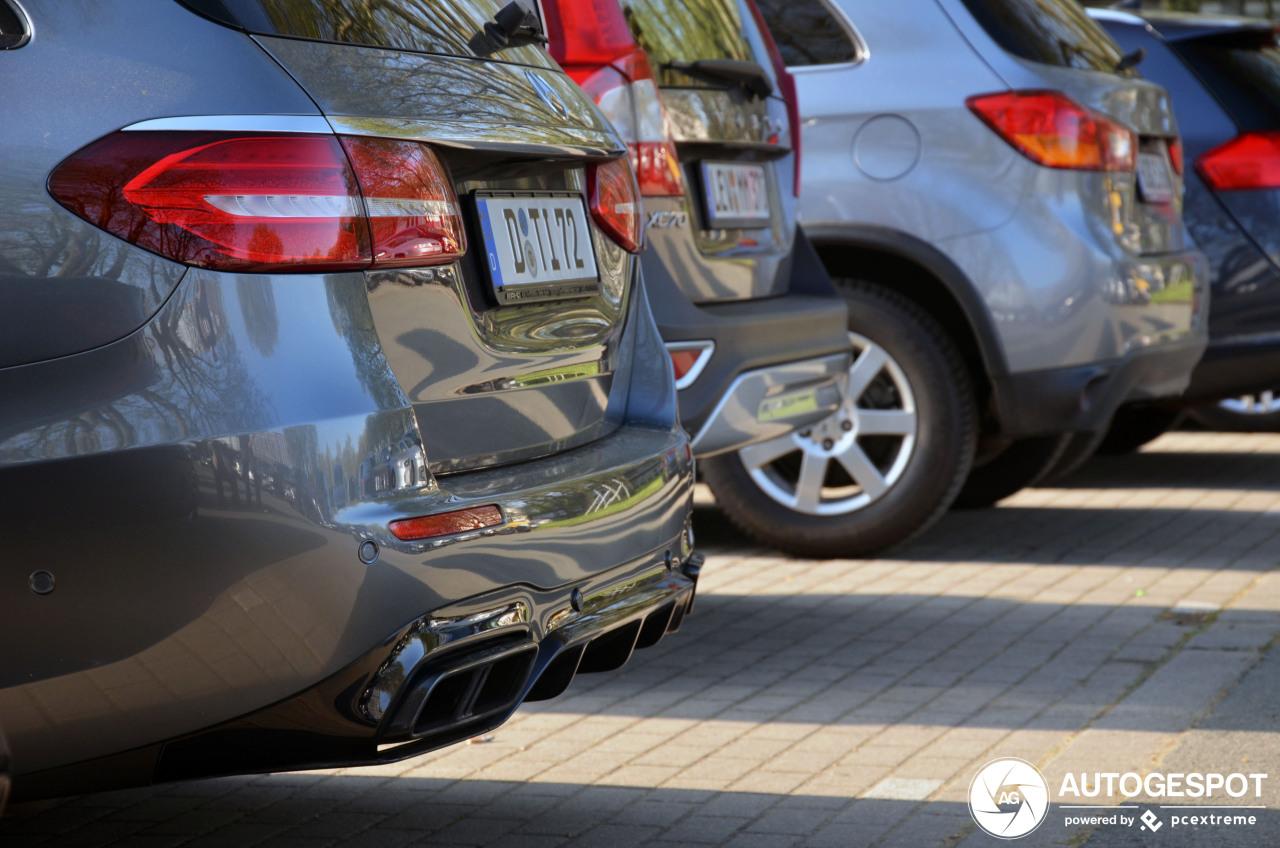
[804,223,1009,421]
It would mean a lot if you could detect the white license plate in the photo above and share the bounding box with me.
[476,194,600,304]
[701,162,771,228]
[1137,152,1174,204]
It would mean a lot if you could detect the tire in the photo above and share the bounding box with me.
[950,434,1071,509]
[1094,406,1181,455]
[701,280,977,558]
[1186,391,1280,433]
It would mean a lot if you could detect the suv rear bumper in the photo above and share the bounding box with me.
[689,352,851,457]
[992,333,1207,436]
[642,236,851,456]
[691,350,849,458]
[946,198,1210,435]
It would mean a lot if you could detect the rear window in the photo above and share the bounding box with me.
[753,0,861,68]
[174,0,552,64]
[1174,32,1280,132]
[959,0,1125,73]
[619,0,767,88]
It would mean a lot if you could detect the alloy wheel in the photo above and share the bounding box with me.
[739,332,918,516]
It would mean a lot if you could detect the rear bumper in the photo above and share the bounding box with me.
[3,424,696,800]
[947,199,1210,435]
[689,352,851,457]
[992,333,1207,437]
[12,552,701,801]
[657,292,850,441]
[0,262,695,797]
[1183,333,1280,402]
[641,225,851,447]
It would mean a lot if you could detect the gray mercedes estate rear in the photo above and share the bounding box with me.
[0,0,696,801]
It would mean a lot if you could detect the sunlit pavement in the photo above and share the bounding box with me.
[4,431,1280,848]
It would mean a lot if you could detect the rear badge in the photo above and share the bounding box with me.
[647,210,688,229]
[526,70,570,120]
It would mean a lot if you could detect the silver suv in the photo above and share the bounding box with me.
[744,0,1210,554]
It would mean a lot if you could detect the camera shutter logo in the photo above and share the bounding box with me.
[968,758,1050,839]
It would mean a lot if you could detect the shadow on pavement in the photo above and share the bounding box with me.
[1051,451,1280,493]
[695,502,1280,569]
[0,779,969,848]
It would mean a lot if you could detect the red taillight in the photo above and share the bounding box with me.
[546,0,684,198]
[745,0,802,196]
[589,155,643,252]
[967,91,1136,173]
[1195,131,1280,191]
[389,505,503,541]
[1168,137,1184,176]
[543,0,634,68]
[48,131,465,272]
[340,137,465,267]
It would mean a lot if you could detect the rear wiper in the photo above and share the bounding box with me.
[1115,46,1146,73]
[666,59,774,99]
[469,0,548,57]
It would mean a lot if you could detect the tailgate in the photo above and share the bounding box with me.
[1044,69,1187,257]
[622,0,799,303]
[257,36,637,474]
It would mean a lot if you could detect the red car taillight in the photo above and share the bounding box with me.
[1167,137,1185,176]
[589,155,643,252]
[546,0,683,198]
[745,0,802,196]
[340,137,465,267]
[47,131,465,272]
[1195,131,1280,190]
[967,91,1136,173]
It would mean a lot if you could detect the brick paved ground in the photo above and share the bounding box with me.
[4,431,1280,848]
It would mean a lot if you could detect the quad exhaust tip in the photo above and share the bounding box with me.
[383,585,696,734]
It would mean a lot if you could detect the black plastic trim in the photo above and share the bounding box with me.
[990,337,1207,437]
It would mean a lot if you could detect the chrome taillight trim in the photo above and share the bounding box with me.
[121,114,334,134]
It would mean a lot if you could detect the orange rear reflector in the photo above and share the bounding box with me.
[390,505,503,541]
[670,349,702,381]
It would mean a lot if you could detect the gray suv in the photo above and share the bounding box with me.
[0,0,696,802]
[751,0,1210,552]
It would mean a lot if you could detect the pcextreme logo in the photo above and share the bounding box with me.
[969,758,1050,839]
